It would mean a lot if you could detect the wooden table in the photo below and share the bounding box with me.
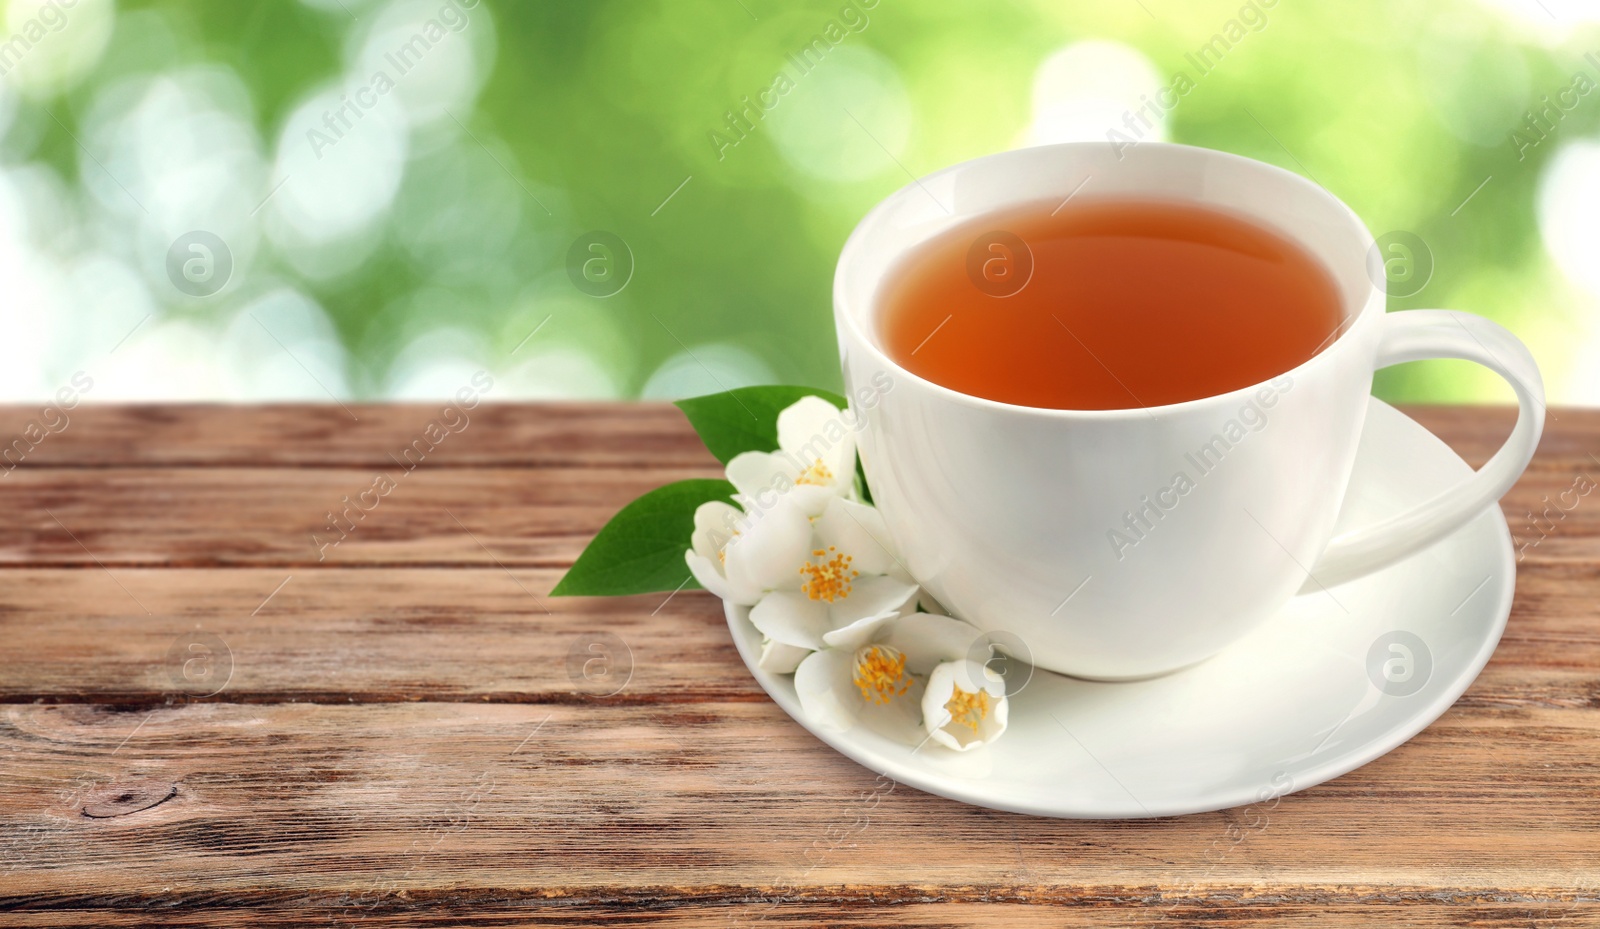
[1,403,1596,927]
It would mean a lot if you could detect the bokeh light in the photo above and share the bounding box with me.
[0,0,1592,406]
[1026,40,1165,147]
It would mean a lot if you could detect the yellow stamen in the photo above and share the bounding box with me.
[795,459,834,486]
[853,645,910,705]
[944,683,991,732]
[715,527,741,565]
[798,546,857,602]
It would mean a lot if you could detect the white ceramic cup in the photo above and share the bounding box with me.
[834,142,1544,680]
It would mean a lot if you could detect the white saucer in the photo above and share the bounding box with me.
[725,400,1515,818]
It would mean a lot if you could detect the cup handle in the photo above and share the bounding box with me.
[1303,309,1545,590]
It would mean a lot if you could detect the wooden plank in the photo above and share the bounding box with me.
[0,563,1596,703]
[0,403,714,468]
[0,568,752,704]
[0,402,1596,927]
[1405,405,1600,468]
[0,466,720,567]
[0,703,1595,901]
[0,404,1592,471]
[0,404,1592,569]
[0,903,1596,928]
[0,464,1593,568]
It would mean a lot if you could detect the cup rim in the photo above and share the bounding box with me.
[832,141,1385,420]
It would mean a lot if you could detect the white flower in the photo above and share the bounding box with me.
[793,610,1010,752]
[676,393,1012,751]
[726,395,856,517]
[687,492,916,660]
[758,638,810,674]
[684,496,812,606]
[921,659,1009,751]
[744,496,916,654]
[686,492,916,660]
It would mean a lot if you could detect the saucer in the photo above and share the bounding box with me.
[724,399,1515,818]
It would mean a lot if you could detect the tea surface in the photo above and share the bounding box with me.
[878,198,1345,410]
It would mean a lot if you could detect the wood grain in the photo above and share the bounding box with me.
[0,407,1591,570]
[0,467,724,567]
[0,565,1596,702]
[0,462,1596,566]
[0,403,1597,927]
[0,403,710,468]
[1,704,1596,889]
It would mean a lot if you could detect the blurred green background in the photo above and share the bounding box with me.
[1,0,1596,404]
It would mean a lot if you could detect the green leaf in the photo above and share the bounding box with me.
[675,385,848,465]
[551,479,737,597]
[855,458,874,505]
